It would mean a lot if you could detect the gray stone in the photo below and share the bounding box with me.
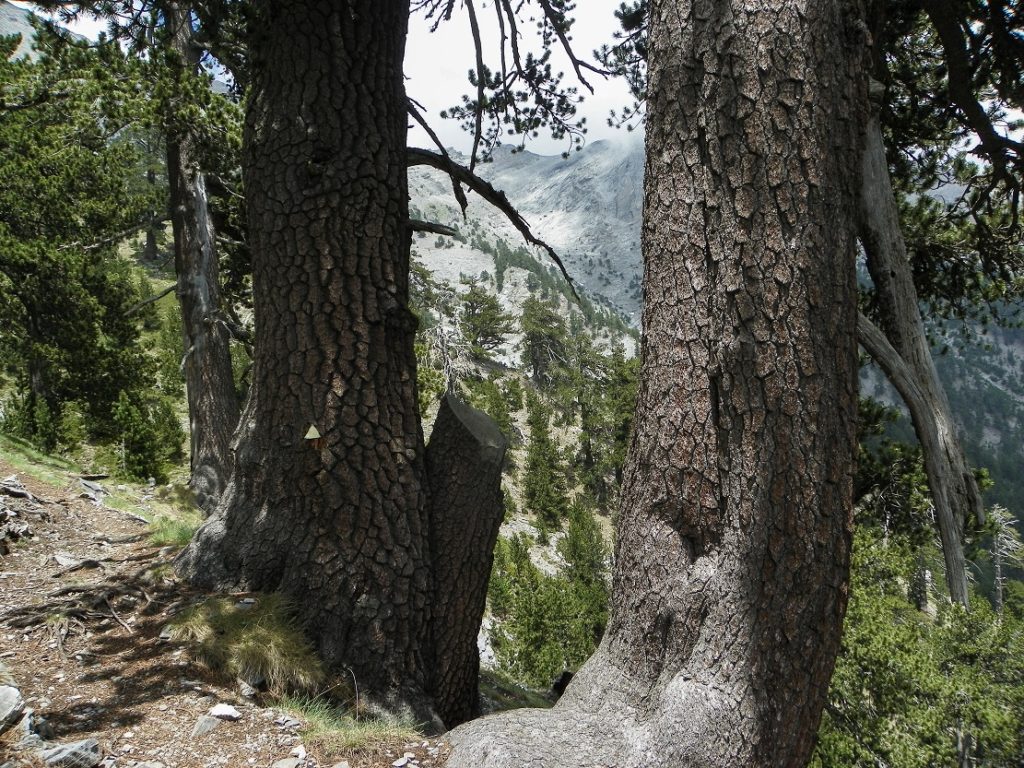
[0,685,24,733]
[18,707,56,741]
[52,552,79,568]
[190,714,220,738]
[209,703,241,720]
[331,762,352,768]
[41,738,103,767]
[271,760,301,768]
[238,672,267,698]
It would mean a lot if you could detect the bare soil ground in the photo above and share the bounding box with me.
[0,459,450,768]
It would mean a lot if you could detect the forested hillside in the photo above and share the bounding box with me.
[1,1,1023,767]
[454,139,1024,528]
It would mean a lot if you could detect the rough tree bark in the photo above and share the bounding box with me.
[175,0,505,725]
[448,0,868,765]
[857,113,981,608]
[425,394,507,727]
[164,1,240,513]
[176,0,434,716]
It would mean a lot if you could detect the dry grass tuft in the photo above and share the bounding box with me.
[167,593,324,694]
[277,694,422,753]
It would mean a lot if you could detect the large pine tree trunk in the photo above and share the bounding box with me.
[447,1,867,765]
[176,0,440,718]
[164,2,240,513]
[857,114,979,607]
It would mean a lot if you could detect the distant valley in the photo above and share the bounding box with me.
[411,138,1024,518]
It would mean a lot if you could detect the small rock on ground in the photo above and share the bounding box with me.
[40,738,102,768]
[190,714,220,738]
[0,684,24,732]
[209,703,241,720]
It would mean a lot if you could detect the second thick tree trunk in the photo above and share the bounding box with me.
[448,1,868,765]
[177,0,439,720]
[176,0,511,726]
[425,394,507,727]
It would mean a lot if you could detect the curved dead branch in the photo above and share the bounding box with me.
[407,147,578,299]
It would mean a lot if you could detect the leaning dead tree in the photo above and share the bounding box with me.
[162,1,241,514]
[853,0,1024,607]
[856,111,981,609]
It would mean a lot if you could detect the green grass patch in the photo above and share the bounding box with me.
[0,431,195,528]
[277,694,421,753]
[167,593,324,695]
[147,512,202,547]
[145,482,202,545]
[0,432,81,489]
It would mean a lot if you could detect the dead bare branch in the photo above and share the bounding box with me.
[407,147,578,299]
[125,284,175,317]
[409,219,459,237]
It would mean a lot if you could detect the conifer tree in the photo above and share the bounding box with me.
[519,296,568,387]
[459,276,514,360]
[522,390,566,532]
[0,28,169,464]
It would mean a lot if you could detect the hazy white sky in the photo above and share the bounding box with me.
[15,0,638,156]
[404,1,637,154]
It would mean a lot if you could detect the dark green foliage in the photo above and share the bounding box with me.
[488,528,609,688]
[813,528,1024,768]
[874,5,1024,332]
[0,27,178,469]
[562,337,638,507]
[519,297,568,388]
[154,304,186,398]
[459,276,514,360]
[557,499,609,627]
[229,337,251,402]
[522,390,566,531]
[111,389,184,483]
[491,236,633,337]
[504,376,524,413]
[0,390,82,454]
[855,396,935,547]
[813,396,1024,765]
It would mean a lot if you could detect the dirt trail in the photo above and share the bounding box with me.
[0,460,448,768]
